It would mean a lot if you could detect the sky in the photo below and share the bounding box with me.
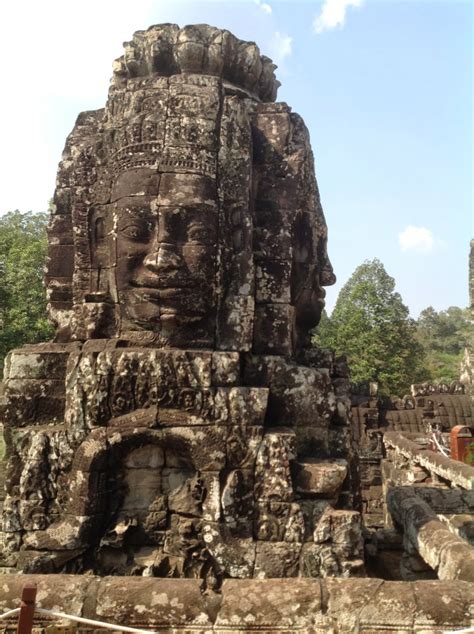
[0,0,472,317]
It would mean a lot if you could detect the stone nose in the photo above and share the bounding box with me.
[320,260,336,287]
[143,243,183,273]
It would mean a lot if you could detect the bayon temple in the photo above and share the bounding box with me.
[0,24,473,633]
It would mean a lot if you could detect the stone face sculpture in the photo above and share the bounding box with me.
[0,24,361,582]
[47,26,335,353]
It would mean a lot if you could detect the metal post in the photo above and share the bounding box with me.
[16,584,37,634]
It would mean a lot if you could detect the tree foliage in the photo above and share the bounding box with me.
[314,258,425,395]
[415,305,473,382]
[0,211,53,369]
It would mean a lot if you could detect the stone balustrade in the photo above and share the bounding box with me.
[383,431,474,490]
[0,575,473,633]
[382,430,474,582]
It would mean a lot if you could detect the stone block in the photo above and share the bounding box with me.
[254,501,305,543]
[4,349,69,380]
[226,425,264,469]
[254,541,302,578]
[255,258,291,303]
[2,379,65,426]
[211,351,240,386]
[47,245,75,278]
[253,303,294,356]
[216,294,254,352]
[217,578,322,629]
[293,459,348,498]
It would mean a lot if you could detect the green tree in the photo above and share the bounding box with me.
[416,305,473,382]
[0,211,53,369]
[314,258,425,394]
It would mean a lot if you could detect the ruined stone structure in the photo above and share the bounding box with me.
[352,381,473,531]
[382,431,474,581]
[351,380,474,583]
[0,24,359,581]
[461,239,474,390]
[1,24,473,632]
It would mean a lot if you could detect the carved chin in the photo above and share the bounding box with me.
[295,289,326,328]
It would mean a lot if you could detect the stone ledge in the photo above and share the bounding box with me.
[0,575,473,632]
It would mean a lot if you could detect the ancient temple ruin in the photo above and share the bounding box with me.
[0,24,359,581]
[461,239,474,389]
[0,23,473,633]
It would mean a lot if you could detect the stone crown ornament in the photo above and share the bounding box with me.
[113,24,280,101]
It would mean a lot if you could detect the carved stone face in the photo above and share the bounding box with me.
[292,211,336,334]
[105,170,218,334]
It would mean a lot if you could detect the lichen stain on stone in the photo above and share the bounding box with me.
[150,592,169,607]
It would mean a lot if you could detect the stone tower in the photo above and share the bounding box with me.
[460,239,474,390]
[0,25,361,581]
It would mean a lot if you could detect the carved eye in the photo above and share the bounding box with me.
[187,223,207,243]
[121,222,152,241]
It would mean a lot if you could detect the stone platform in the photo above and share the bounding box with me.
[0,575,473,633]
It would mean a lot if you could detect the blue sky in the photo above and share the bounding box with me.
[0,0,471,316]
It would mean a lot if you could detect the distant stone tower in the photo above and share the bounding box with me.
[460,239,474,390]
[470,239,474,320]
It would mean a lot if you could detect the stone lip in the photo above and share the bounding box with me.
[0,575,473,632]
[112,23,280,102]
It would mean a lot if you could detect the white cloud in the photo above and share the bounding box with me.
[268,31,293,64]
[313,0,363,34]
[255,0,272,15]
[398,225,437,253]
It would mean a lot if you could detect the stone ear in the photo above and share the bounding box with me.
[95,217,106,242]
[91,213,111,268]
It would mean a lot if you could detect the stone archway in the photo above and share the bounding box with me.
[96,434,201,575]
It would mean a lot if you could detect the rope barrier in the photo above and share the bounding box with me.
[0,606,157,634]
[0,608,20,620]
[34,608,158,634]
[431,431,450,457]
[1,595,472,634]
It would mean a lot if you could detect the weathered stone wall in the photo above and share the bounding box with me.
[0,575,473,633]
[0,344,358,580]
